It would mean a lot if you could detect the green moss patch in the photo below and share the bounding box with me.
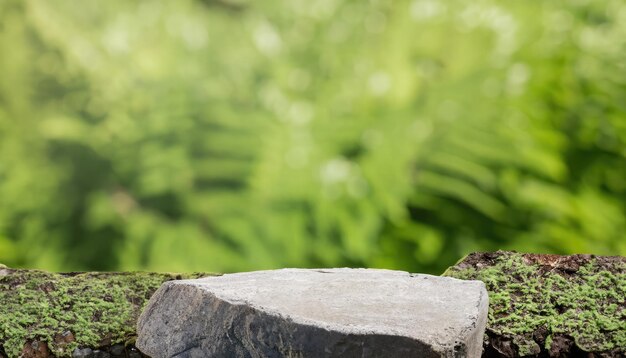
[444,251,626,357]
[0,265,215,357]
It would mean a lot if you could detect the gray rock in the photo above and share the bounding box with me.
[72,348,93,358]
[127,347,143,358]
[92,350,110,358]
[137,268,488,358]
[109,344,125,357]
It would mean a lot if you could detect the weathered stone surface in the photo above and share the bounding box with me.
[71,347,92,358]
[137,268,488,357]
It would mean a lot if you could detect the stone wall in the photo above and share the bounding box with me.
[1,251,624,357]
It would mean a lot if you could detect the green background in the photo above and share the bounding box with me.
[0,0,624,274]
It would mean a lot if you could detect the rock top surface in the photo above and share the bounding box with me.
[136,268,488,358]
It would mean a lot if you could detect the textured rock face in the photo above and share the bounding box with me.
[137,268,488,358]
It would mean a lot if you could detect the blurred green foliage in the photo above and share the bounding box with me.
[0,0,624,274]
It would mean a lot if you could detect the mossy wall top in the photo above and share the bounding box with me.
[0,266,213,357]
[444,251,626,357]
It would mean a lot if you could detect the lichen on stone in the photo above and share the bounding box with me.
[0,267,214,357]
[443,251,626,356]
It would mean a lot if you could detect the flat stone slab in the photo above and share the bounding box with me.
[136,268,488,357]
